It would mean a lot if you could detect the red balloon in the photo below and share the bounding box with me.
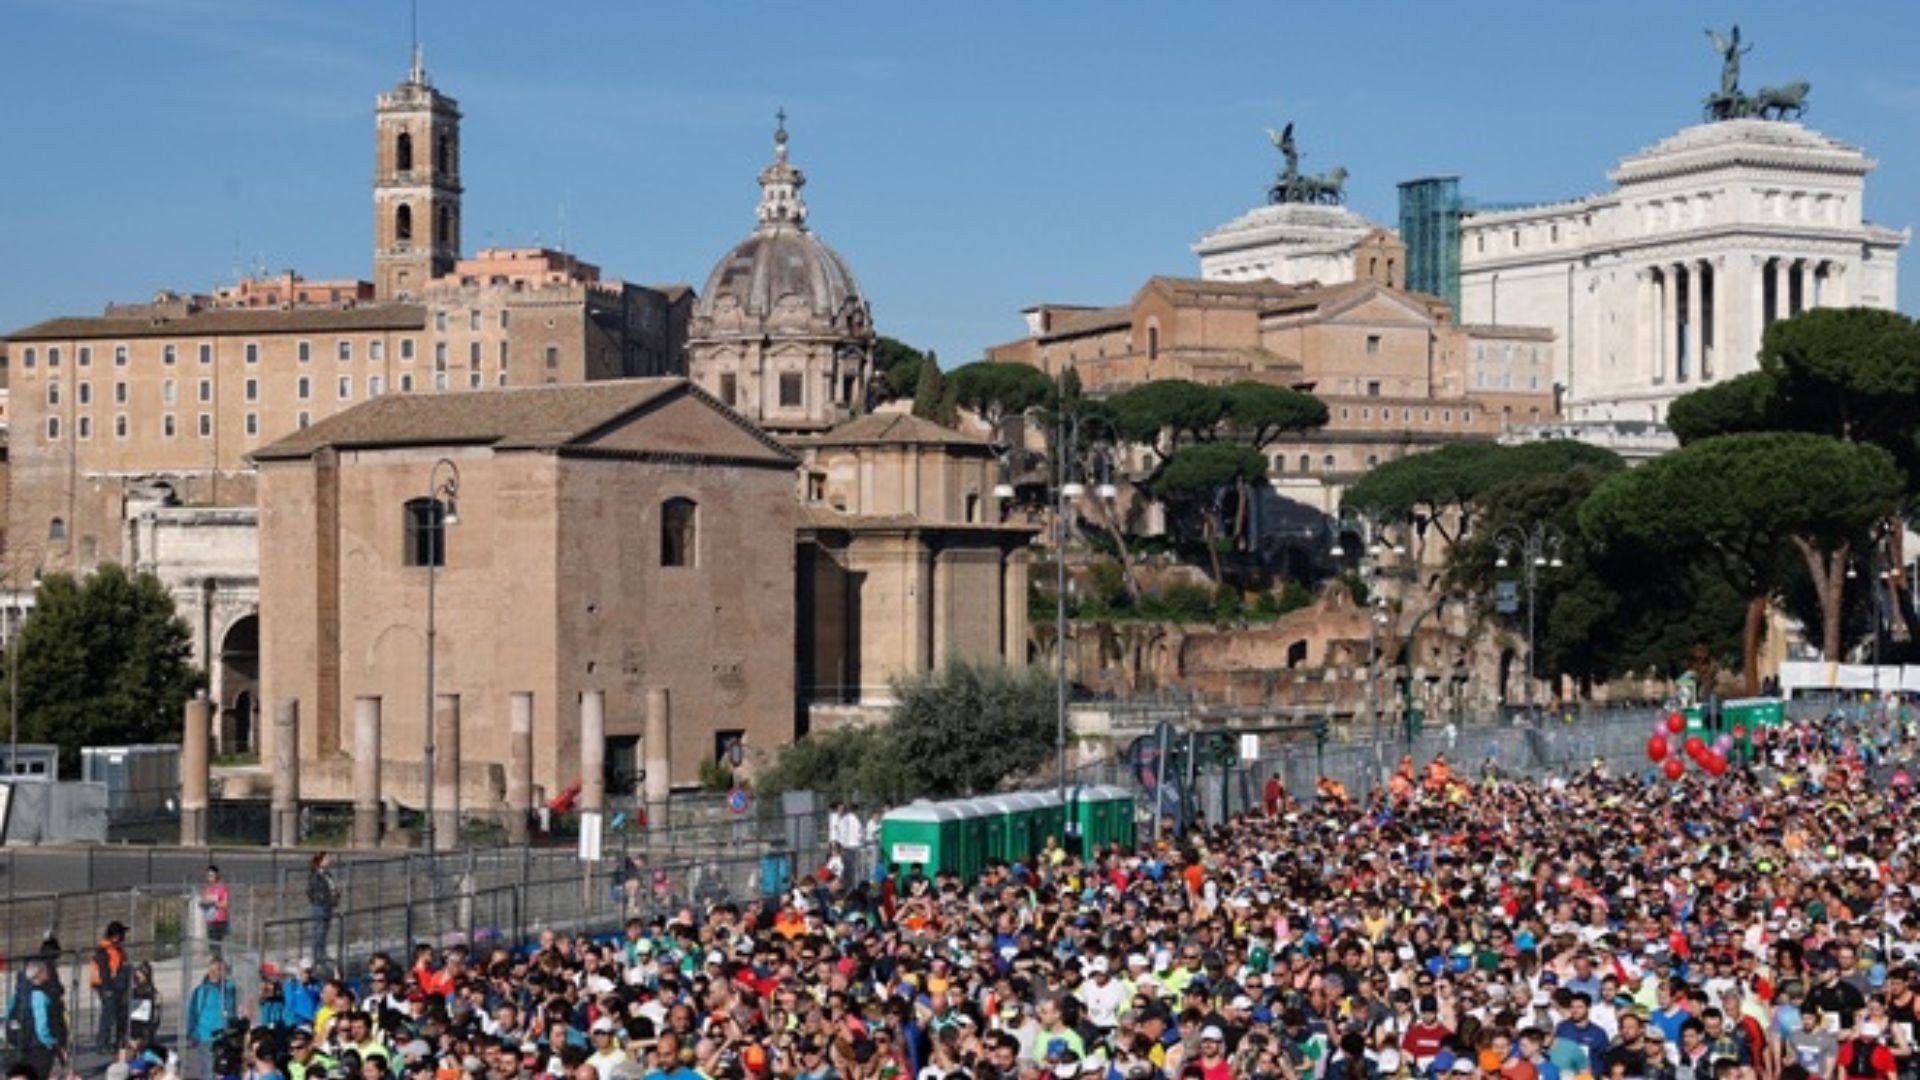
[1663,758,1686,781]
[1666,712,1686,735]
[1732,725,1747,739]
[1647,736,1669,763]
[1704,754,1728,777]
[1685,736,1706,758]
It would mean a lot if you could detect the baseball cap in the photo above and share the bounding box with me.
[1451,1062,1477,1075]
[591,1018,618,1035]
[1200,1026,1225,1043]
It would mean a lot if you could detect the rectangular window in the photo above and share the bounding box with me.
[73,346,88,367]
[338,376,352,400]
[245,378,259,402]
[1366,380,1381,397]
[499,310,510,330]
[22,347,35,369]
[163,344,176,365]
[369,376,386,398]
[297,341,311,363]
[245,412,259,436]
[46,382,59,406]
[297,376,311,400]
[434,372,449,391]
[79,416,93,439]
[198,413,212,437]
[779,372,803,407]
[435,311,448,332]
[47,346,60,368]
[297,411,310,430]
[400,338,415,361]
[163,415,176,438]
[115,382,128,404]
[337,340,352,362]
[468,371,481,389]
[47,417,60,440]
[497,342,508,368]
[114,344,128,366]
[1366,335,1381,355]
[468,310,481,331]
[497,371,508,387]
[245,342,260,364]
[404,499,448,567]
[369,340,385,361]
[468,341,480,367]
[162,379,176,405]
[720,373,738,407]
[400,373,415,393]
[199,379,212,403]
[114,414,128,439]
[434,343,447,369]
[544,346,560,369]
[199,342,212,364]
[79,383,92,405]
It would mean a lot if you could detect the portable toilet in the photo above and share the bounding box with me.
[1001,791,1046,865]
[880,801,963,879]
[970,795,1020,864]
[1090,784,1137,850]
[947,798,993,880]
[1067,786,1103,853]
[1031,789,1067,857]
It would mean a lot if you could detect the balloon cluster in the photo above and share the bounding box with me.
[1646,711,1731,778]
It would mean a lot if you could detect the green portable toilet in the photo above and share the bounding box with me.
[1001,791,1046,865]
[1075,784,1127,851]
[970,795,1019,864]
[947,797,993,880]
[881,801,963,879]
[1031,789,1067,859]
[1097,784,1138,850]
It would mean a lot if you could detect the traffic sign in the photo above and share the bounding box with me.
[727,787,751,815]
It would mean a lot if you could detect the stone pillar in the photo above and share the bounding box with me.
[1682,262,1701,384]
[432,693,460,851]
[579,690,606,816]
[643,688,671,831]
[1799,259,1817,311]
[1748,255,1768,371]
[1004,548,1032,667]
[931,548,953,669]
[1775,257,1794,320]
[351,696,382,848]
[270,699,299,847]
[1702,258,1720,380]
[506,691,534,845]
[1637,269,1656,384]
[180,694,212,847]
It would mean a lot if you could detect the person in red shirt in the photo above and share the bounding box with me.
[1403,997,1453,1065]
[1836,1024,1898,1080]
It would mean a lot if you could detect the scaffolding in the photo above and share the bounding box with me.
[1397,176,1463,322]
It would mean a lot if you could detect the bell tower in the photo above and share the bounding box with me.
[373,45,461,300]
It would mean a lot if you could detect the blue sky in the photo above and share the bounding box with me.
[4,1,1919,363]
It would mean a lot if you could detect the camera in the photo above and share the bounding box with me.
[212,1020,252,1080]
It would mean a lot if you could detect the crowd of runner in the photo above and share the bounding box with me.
[10,711,1920,1080]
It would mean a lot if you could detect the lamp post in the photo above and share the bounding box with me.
[2,546,44,777]
[1331,513,1404,734]
[422,458,461,852]
[1493,523,1564,722]
[993,398,1116,804]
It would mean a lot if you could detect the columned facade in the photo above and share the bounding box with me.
[1460,119,1905,429]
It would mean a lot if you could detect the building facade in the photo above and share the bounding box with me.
[1194,203,1405,289]
[254,380,798,804]
[686,123,874,435]
[791,412,1034,723]
[1459,119,1906,426]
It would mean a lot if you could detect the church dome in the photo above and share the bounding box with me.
[691,124,872,340]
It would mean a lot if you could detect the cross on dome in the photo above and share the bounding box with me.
[756,108,807,229]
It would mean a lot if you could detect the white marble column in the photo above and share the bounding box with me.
[1747,255,1768,368]
[1681,262,1701,383]
[1654,268,1669,385]
[1827,262,1848,306]
[1798,259,1815,314]
[1774,257,1794,320]
[1637,269,1656,384]
[1703,258,1720,380]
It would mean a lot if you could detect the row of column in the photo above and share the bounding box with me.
[179,688,675,850]
[1643,255,1843,389]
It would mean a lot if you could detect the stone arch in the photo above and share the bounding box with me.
[218,613,259,753]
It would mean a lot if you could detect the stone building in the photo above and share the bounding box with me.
[987,276,1558,515]
[0,52,690,749]
[790,412,1034,725]
[1459,119,1906,429]
[686,121,874,435]
[1195,204,1405,290]
[253,379,798,804]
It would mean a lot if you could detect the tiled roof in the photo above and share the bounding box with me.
[5,305,428,342]
[252,378,792,462]
[791,411,991,448]
[1038,305,1131,341]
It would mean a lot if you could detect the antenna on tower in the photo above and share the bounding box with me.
[558,201,568,254]
[408,0,426,85]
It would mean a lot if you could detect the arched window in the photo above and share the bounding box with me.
[965,493,981,524]
[1297,454,1310,472]
[403,497,446,567]
[1147,323,1160,360]
[395,204,413,243]
[48,517,66,542]
[435,132,451,175]
[396,131,413,173]
[435,205,451,247]
[661,498,697,567]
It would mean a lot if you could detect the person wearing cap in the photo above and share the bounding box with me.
[585,1018,624,1080]
[1082,959,1127,1039]
[1191,1026,1230,1080]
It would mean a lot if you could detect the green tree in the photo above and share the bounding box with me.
[872,336,927,404]
[889,660,1058,798]
[948,361,1056,429]
[1581,433,1902,691]
[1105,380,1225,462]
[753,724,906,803]
[1219,382,1329,449]
[1667,370,1782,444]
[1151,443,1269,581]
[910,354,952,424]
[5,564,203,774]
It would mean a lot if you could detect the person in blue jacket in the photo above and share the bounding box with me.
[185,958,239,1080]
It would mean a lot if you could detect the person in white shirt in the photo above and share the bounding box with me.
[1079,958,1127,1033]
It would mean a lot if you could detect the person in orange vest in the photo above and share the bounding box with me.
[1424,753,1453,792]
[92,919,130,1052]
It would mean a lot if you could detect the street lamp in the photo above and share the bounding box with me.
[1493,523,1564,721]
[2,546,44,777]
[423,458,461,852]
